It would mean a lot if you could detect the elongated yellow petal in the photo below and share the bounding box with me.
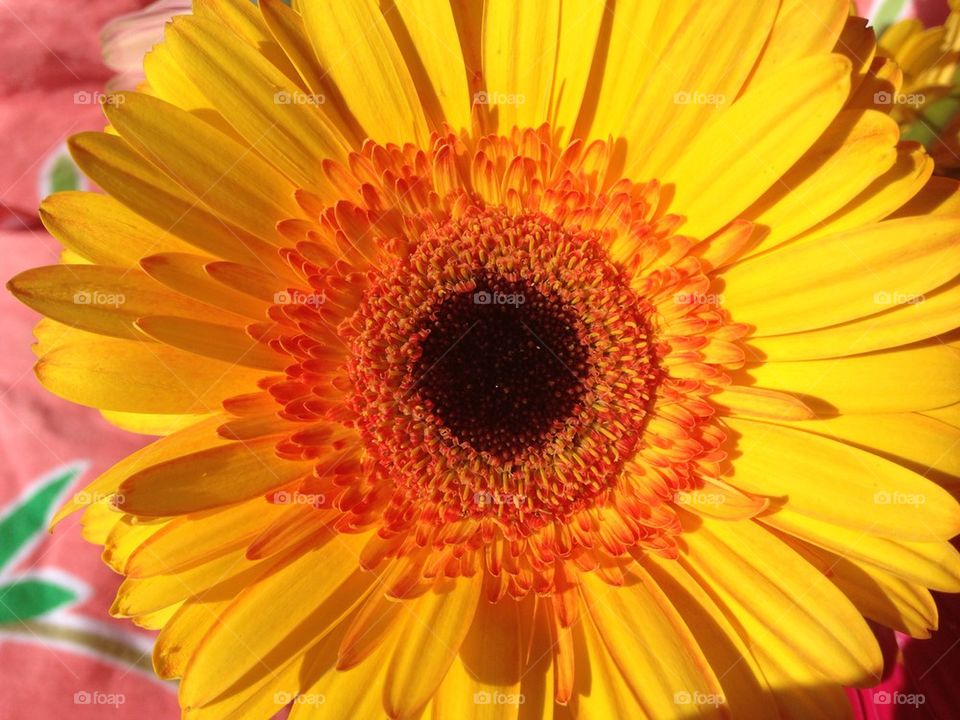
[36,327,265,414]
[642,554,780,720]
[136,316,286,370]
[750,278,960,360]
[722,216,960,335]
[723,417,960,540]
[166,16,350,193]
[433,598,522,720]
[385,575,483,720]
[301,0,429,145]
[786,537,938,638]
[741,110,899,256]
[761,510,960,591]
[179,529,371,707]
[102,92,303,241]
[389,0,473,132]
[626,0,779,180]
[116,438,313,516]
[665,54,851,240]
[69,132,290,274]
[9,265,244,340]
[39,192,197,267]
[680,515,882,684]
[740,341,960,413]
[773,412,960,491]
[580,569,727,719]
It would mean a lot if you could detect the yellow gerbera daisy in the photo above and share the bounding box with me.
[875,0,960,171]
[9,0,960,718]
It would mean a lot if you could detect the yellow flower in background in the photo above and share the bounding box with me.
[8,1,960,718]
[876,0,960,172]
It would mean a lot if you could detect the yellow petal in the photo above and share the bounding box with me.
[39,192,197,267]
[389,0,473,132]
[9,265,245,340]
[722,216,960,335]
[69,132,290,274]
[786,536,938,638]
[625,0,779,180]
[481,0,559,132]
[548,0,605,143]
[710,385,814,420]
[723,417,960,540]
[102,92,303,241]
[642,554,780,720]
[35,327,265,414]
[740,341,960,413]
[136,316,287,370]
[433,598,522,720]
[759,510,960,591]
[127,498,286,577]
[139,252,273,320]
[579,568,727,718]
[679,514,882,684]
[750,278,960,360]
[665,54,851,240]
[772,412,960,491]
[385,575,483,720]
[740,110,899,257]
[179,529,371,707]
[745,0,848,88]
[100,410,210,436]
[301,0,429,145]
[165,16,350,192]
[116,437,313,516]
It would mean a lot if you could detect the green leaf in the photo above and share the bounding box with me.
[48,155,82,193]
[0,465,85,574]
[0,578,78,624]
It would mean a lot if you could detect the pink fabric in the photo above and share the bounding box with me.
[0,1,176,717]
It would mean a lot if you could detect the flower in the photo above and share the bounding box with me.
[874,0,960,173]
[9,1,960,718]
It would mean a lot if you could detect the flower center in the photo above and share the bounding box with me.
[411,274,590,460]
[347,206,661,530]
